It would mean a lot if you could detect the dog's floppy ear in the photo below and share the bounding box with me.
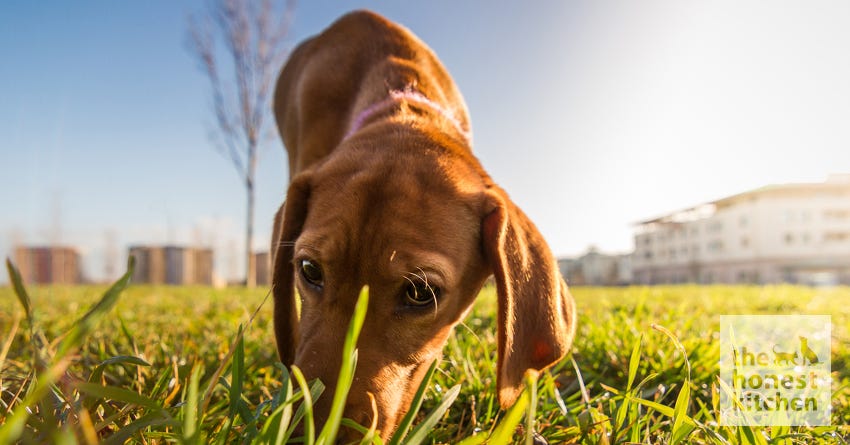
[481,187,577,408]
[271,173,312,365]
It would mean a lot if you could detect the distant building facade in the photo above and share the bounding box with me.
[559,247,632,286]
[128,245,213,285]
[633,175,850,285]
[254,252,270,286]
[14,246,83,284]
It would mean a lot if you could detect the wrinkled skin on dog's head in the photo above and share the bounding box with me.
[271,126,575,441]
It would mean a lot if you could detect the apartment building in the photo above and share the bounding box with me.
[632,175,850,285]
[14,246,84,284]
[128,245,214,285]
[254,252,270,286]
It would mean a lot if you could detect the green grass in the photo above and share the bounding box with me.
[1,259,848,444]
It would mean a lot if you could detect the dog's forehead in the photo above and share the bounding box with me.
[298,153,481,275]
[310,145,481,219]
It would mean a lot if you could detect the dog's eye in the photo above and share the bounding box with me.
[404,281,440,307]
[300,259,324,287]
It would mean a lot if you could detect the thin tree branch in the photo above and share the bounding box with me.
[187,0,296,286]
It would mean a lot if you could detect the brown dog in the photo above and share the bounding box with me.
[271,10,576,441]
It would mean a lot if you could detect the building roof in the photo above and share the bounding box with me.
[16,245,81,253]
[635,174,850,226]
[128,244,212,251]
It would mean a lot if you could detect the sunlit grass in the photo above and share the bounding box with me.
[1,260,848,444]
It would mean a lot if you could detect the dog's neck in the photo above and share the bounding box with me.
[345,87,472,143]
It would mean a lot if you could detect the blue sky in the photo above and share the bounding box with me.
[2,1,849,283]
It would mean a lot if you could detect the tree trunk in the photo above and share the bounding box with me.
[245,174,256,288]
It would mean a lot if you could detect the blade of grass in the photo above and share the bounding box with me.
[0,259,136,443]
[260,365,295,445]
[0,313,20,387]
[715,377,766,445]
[570,355,592,408]
[228,325,248,423]
[614,335,643,441]
[101,412,177,445]
[284,378,326,441]
[487,385,530,445]
[524,372,539,445]
[455,434,487,445]
[651,324,691,380]
[200,287,274,416]
[76,382,164,411]
[291,365,316,445]
[5,258,33,324]
[670,381,693,444]
[357,392,380,445]
[88,355,151,384]
[627,333,643,391]
[543,371,568,416]
[629,397,675,418]
[403,384,461,445]
[316,286,369,445]
[274,404,296,444]
[0,356,72,443]
[651,324,696,444]
[183,364,203,445]
[52,429,75,445]
[386,359,439,445]
[56,256,135,358]
[6,258,47,361]
[630,394,700,433]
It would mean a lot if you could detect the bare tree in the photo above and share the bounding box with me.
[188,0,295,287]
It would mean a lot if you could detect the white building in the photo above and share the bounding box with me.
[632,175,850,285]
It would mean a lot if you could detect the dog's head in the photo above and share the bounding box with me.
[271,127,575,440]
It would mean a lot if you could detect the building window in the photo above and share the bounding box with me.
[784,210,795,223]
[739,216,748,228]
[824,232,850,243]
[824,209,850,220]
[784,233,794,245]
[741,237,749,248]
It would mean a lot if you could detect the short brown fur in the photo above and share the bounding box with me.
[271,10,576,441]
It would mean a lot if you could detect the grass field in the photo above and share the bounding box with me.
[1,260,848,444]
